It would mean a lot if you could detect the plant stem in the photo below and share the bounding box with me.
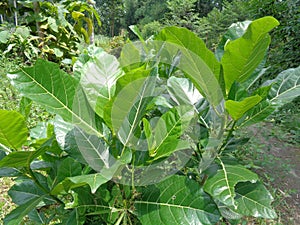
[27,166,64,205]
[219,120,236,153]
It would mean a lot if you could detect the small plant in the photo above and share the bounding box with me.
[0,16,299,224]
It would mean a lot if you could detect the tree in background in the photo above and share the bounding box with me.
[247,0,300,78]
[96,0,124,37]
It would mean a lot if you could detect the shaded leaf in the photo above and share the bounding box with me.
[204,163,258,208]
[135,175,220,225]
[233,181,277,219]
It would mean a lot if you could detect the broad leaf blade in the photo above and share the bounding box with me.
[8,180,54,205]
[225,95,262,120]
[234,181,277,219]
[0,110,28,150]
[7,59,78,121]
[266,66,300,106]
[204,163,258,208]
[156,27,223,106]
[167,77,202,105]
[221,16,279,92]
[135,175,221,225]
[156,26,220,78]
[80,51,123,117]
[3,195,46,225]
[149,105,195,157]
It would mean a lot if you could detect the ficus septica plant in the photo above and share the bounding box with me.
[0,16,299,224]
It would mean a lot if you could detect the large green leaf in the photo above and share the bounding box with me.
[51,172,111,194]
[146,105,195,158]
[156,26,220,78]
[7,59,104,138]
[204,163,258,208]
[237,101,275,127]
[156,27,223,107]
[111,76,156,150]
[221,16,279,92]
[167,77,202,105]
[215,21,251,61]
[3,195,46,225]
[0,110,28,150]
[233,182,277,219]
[7,59,78,121]
[135,175,221,225]
[225,95,262,121]
[265,66,300,107]
[55,157,82,185]
[0,139,51,168]
[80,51,124,118]
[8,180,54,206]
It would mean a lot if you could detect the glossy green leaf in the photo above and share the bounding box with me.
[8,59,105,138]
[233,181,277,219]
[225,95,262,121]
[55,157,82,185]
[266,66,300,106]
[157,26,220,78]
[135,175,220,225]
[204,163,258,208]
[0,110,28,150]
[111,76,156,149]
[167,77,202,105]
[156,27,223,106]
[237,101,275,127]
[215,21,251,61]
[0,145,48,168]
[3,195,46,225]
[147,105,195,158]
[7,59,78,121]
[52,172,111,195]
[221,16,279,92]
[0,30,10,44]
[8,180,54,205]
[80,51,123,118]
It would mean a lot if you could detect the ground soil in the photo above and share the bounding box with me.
[248,123,300,224]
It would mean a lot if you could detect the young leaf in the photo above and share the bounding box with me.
[221,16,279,92]
[215,21,251,61]
[156,27,223,107]
[233,181,277,219]
[204,163,258,208]
[0,110,28,150]
[167,77,202,105]
[156,26,220,78]
[135,175,220,225]
[225,95,262,121]
[148,105,195,158]
[80,51,124,118]
[111,76,156,149]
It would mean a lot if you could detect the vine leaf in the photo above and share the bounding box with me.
[135,175,221,225]
[204,163,258,208]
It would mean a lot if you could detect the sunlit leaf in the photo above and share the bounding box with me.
[0,110,28,150]
[222,16,279,92]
